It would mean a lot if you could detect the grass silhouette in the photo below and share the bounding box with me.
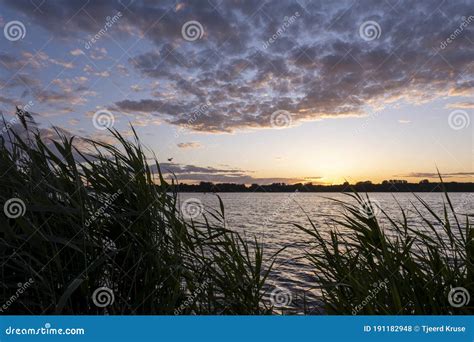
[296,191,473,314]
[0,109,472,315]
[0,109,274,314]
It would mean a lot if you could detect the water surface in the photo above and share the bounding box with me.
[178,192,472,312]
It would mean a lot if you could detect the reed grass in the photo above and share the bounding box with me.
[296,191,473,314]
[1,109,472,315]
[0,109,274,314]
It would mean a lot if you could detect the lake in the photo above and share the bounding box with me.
[178,192,473,312]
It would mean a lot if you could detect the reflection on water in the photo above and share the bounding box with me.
[178,192,472,312]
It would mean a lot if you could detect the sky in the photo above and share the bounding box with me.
[0,0,472,185]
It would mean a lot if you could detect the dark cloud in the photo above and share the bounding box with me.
[3,0,474,132]
[0,53,26,70]
[1,73,41,90]
[177,142,201,149]
[446,102,474,109]
[400,172,474,179]
[151,161,310,184]
[34,89,88,107]
[155,162,247,175]
[0,95,18,107]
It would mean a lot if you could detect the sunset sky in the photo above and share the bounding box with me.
[0,0,472,185]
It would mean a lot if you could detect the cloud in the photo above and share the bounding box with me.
[0,53,26,70]
[70,49,84,56]
[68,118,80,125]
[83,64,110,77]
[130,84,143,92]
[3,0,474,133]
[152,162,309,184]
[48,58,74,69]
[155,162,246,175]
[1,51,74,72]
[89,47,108,60]
[0,95,17,107]
[400,172,474,179]
[177,142,201,149]
[446,102,474,109]
[34,89,89,106]
[116,64,130,76]
[2,74,41,89]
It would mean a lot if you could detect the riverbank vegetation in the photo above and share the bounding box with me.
[296,191,473,314]
[175,181,474,193]
[0,109,472,314]
[0,109,274,314]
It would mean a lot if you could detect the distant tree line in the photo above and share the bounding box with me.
[172,179,474,192]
